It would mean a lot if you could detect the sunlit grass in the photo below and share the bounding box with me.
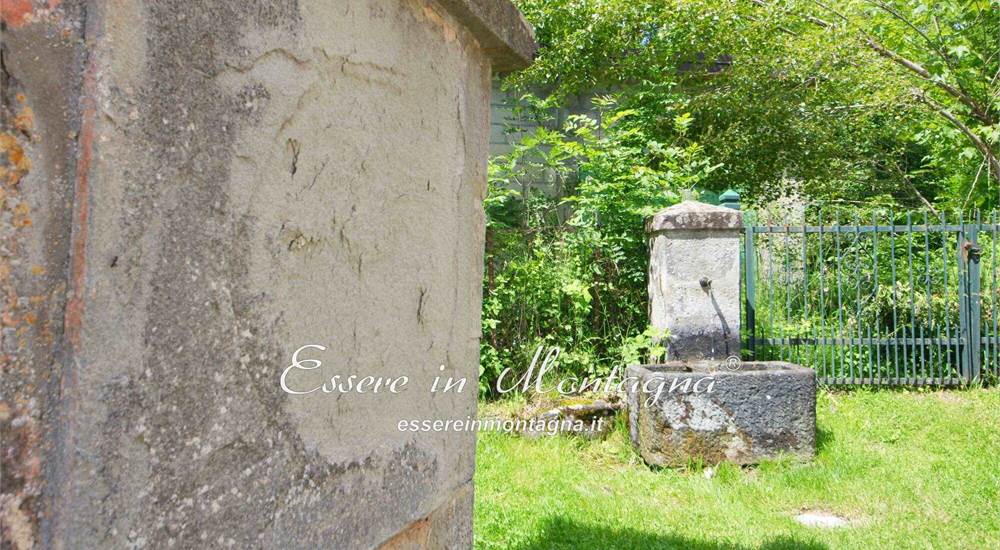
[474,389,1000,549]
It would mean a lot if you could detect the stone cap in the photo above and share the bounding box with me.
[437,0,537,72]
[645,200,743,232]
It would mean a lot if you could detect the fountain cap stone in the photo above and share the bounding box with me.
[646,200,743,233]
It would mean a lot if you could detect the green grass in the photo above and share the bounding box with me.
[474,389,1000,549]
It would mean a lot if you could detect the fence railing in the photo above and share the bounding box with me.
[742,210,999,385]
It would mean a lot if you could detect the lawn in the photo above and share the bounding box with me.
[474,389,1000,549]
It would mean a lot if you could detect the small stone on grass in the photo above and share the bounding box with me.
[795,511,850,528]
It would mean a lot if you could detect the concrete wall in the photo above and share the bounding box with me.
[0,1,533,548]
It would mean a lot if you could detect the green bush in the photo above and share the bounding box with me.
[480,103,715,396]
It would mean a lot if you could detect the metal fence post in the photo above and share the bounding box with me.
[720,189,741,211]
[958,216,982,384]
[958,217,969,383]
[968,215,982,382]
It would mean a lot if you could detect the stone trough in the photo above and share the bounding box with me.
[626,361,816,466]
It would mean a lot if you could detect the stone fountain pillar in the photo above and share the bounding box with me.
[635,199,816,468]
[646,201,743,360]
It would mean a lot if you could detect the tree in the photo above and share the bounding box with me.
[505,0,999,208]
[803,0,999,207]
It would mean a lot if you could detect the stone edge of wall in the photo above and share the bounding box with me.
[377,482,473,549]
[436,0,537,72]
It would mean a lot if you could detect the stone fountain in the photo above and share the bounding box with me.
[631,199,816,466]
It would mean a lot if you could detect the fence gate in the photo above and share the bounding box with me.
[742,210,999,385]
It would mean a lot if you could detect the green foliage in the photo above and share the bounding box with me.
[481,105,715,395]
[506,0,999,208]
[618,326,669,365]
[872,0,1000,208]
[482,0,998,393]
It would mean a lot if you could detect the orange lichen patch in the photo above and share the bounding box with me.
[0,133,31,185]
[1,66,47,550]
[12,202,32,228]
[0,0,36,27]
[0,134,29,167]
[1,124,32,362]
[0,0,61,28]
[14,106,35,136]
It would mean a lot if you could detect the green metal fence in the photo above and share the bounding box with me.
[742,210,999,385]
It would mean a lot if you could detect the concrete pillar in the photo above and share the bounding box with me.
[0,1,534,548]
[646,201,743,361]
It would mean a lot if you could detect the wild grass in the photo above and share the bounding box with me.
[474,388,1000,549]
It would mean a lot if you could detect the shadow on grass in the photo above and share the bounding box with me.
[512,516,827,550]
[816,425,834,453]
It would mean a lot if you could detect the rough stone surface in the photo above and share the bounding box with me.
[795,511,850,529]
[523,397,622,439]
[626,362,816,466]
[1,0,534,548]
[647,201,743,360]
[646,200,743,233]
[377,482,473,549]
[435,0,537,72]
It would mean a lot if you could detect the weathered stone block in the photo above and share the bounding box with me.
[646,201,743,360]
[523,396,622,439]
[626,361,815,466]
[0,0,534,547]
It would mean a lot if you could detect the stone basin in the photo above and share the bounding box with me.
[625,361,815,466]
